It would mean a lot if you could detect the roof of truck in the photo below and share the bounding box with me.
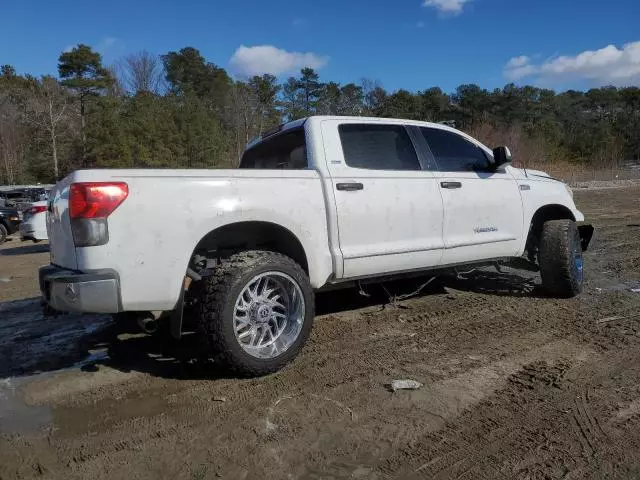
[245,115,478,152]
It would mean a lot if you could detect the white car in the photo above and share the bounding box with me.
[20,200,48,242]
[40,116,594,376]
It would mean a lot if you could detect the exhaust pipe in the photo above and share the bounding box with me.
[136,313,158,334]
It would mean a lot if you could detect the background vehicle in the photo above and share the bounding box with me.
[20,200,48,242]
[0,188,49,220]
[0,206,21,243]
[40,116,593,376]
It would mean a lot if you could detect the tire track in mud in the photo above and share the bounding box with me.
[22,287,609,478]
[250,339,592,479]
[377,343,592,478]
[380,350,640,480]
[5,285,636,480]
[571,388,607,457]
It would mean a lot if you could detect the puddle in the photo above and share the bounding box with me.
[0,376,52,435]
[0,348,111,435]
[0,298,112,378]
[0,296,115,434]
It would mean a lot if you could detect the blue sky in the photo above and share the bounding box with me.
[2,0,639,93]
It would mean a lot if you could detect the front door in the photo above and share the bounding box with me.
[321,120,445,279]
[418,126,524,265]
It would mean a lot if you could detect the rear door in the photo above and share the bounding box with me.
[321,119,445,279]
[418,126,523,265]
[46,177,78,269]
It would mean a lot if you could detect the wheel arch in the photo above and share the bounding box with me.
[191,221,309,275]
[525,204,576,260]
[171,222,311,341]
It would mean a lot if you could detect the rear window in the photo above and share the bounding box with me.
[240,129,307,169]
[338,124,421,171]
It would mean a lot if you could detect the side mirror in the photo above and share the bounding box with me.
[492,146,512,168]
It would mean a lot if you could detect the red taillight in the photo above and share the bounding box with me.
[69,182,128,219]
[30,205,48,215]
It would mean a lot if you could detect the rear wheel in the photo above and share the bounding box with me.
[192,251,314,377]
[539,219,584,297]
[0,224,7,244]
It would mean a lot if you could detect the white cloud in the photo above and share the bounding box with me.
[229,45,329,76]
[423,0,472,14]
[504,41,640,86]
[100,37,118,48]
[62,37,120,55]
[506,56,530,68]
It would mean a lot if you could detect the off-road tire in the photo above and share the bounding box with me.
[192,250,314,377]
[539,219,584,298]
[0,223,7,244]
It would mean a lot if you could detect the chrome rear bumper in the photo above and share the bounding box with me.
[39,265,122,313]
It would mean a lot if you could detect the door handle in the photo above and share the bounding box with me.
[336,182,364,191]
[440,181,462,189]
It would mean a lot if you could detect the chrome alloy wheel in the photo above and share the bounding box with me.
[233,271,305,359]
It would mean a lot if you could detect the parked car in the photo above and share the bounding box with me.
[0,188,48,219]
[20,200,49,242]
[0,206,21,243]
[40,116,594,376]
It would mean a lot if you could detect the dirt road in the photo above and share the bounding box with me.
[1,186,640,479]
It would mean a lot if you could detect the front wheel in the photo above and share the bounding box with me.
[192,251,315,377]
[539,219,584,297]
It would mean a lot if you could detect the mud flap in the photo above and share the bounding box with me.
[170,279,187,340]
[578,224,594,251]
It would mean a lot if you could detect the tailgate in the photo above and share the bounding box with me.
[46,177,77,270]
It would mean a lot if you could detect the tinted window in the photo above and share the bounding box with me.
[339,124,421,171]
[420,127,491,172]
[240,129,307,169]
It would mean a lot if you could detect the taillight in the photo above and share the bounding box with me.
[69,182,128,247]
[69,182,128,219]
[29,205,48,215]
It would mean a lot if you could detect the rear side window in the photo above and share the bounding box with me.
[240,129,307,169]
[339,124,421,171]
[420,127,491,172]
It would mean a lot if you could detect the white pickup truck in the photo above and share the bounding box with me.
[40,116,593,376]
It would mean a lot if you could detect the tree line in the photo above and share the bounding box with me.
[1,44,639,184]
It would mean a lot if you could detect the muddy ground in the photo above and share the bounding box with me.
[1,185,640,479]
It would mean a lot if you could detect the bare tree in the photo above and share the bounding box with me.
[230,75,281,163]
[24,76,72,180]
[230,81,255,162]
[0,94,27,185]
[120,51,164,95]
[360,77,385,114]
[106,64,127,97]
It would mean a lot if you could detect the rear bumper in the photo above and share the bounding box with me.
[19,223,47,241]
[39,265,122,313]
